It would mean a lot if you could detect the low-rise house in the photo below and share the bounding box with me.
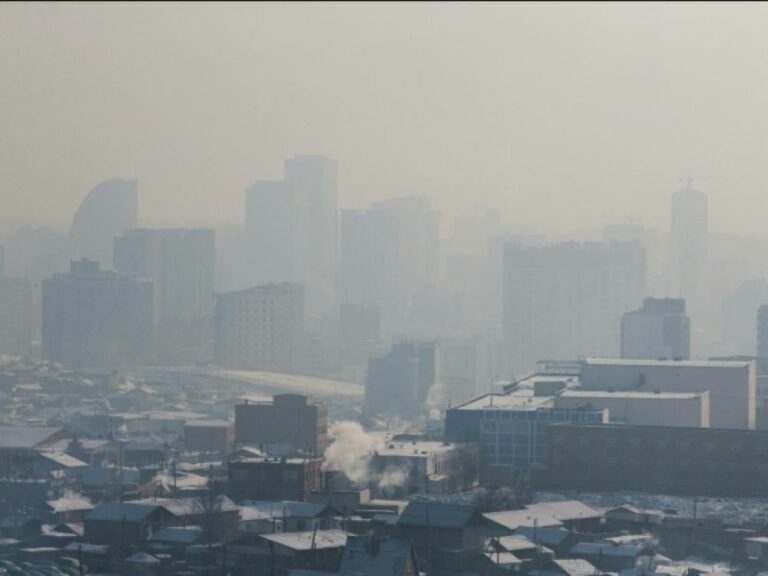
[258,529,348,573]
[84,502,172,547]
[396,501,485,574]
[147,525,205,552]
[518,525,580,557]
[532,558,606,576]
[604,505,664,531]
[240,501,336,534]
[40,495,94,524]
[746,537,768,559]
[568,541,652,572]
[133,496,241,544]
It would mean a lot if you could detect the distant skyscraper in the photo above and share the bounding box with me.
[245,156,337,316]
[669,183,708,318]
[114,228,216,363]
[756,305,768,369]
[42,259,153,369]
[502,241,646,375]
[339,195,440,334]
[215,282,304,371]
[69,178,138,269]
[0,246,33,356]
[621,297,690,360]
[365,340,438,417]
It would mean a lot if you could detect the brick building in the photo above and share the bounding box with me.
[234,394,327,457]
[548,423,768,497]
[228,457,323,502]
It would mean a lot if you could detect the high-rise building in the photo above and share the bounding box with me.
[621,297,690,360]
[245,156,337,316]
[215,283,304,371]
[69,179,138,269]
[114,228,215,363]
[502,241,646,375]
[757,305,768,370]
[234,393,327,457]
[668,183,708,319]
[439,337,496,405]
[339,196,440,334]
[365,340,438,417]
[0,246,33,356]
[42,259,153,369]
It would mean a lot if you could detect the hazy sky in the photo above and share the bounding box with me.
[2,2,768,235]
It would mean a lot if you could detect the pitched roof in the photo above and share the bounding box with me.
[85,502,162,522]
[552,559,604,576]
[132,496,239,517]
[526,501,602,522]
[259,529,348,551]
[37,451,88,469]
[45,495,94,513]
[518,525,573,546]
[240,500,328,520]
[570,542,646,558]
[483,509,564,532]
[397,501,480,529]
[0,426,62,449]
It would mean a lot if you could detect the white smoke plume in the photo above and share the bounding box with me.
[426,381,447,420]
[377,466,410,494]
[323,421,384,483]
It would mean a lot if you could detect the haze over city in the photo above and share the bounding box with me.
[5,3,768,576]
[3,2,768,235]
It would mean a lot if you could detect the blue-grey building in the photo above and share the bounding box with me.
[444,374,607,485]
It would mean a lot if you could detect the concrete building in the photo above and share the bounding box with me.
[69,178,138,269]
[553,390,709,428]
[579,357,755,429]
[228,457,323,502]
[0,276,34,356]
[621,298,690,360]
[234,394,327,457]
[365,341,438,418]
[245,155,337,317]
[42,259,153,369]
[757,305,768,372]
[339,196,440,335]
[114,228,215,364]
[548,423,768,497]
[370,440,479,497]
[183,420,234,453]
[668,183,708,322]
[444,374,608,485]
[502,241,646,376]
[215,283,304,371]
[440,337,495,405]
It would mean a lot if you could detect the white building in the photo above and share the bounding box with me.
[554,390,709,428]
[579,357,755,430]
[621,298,690,360]
[502,241,646,376]
[215,283,304,371]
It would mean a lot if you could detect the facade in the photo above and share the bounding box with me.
[42,259,153,369]
[621,297,690,360]
[234,394,327,457]
[69,178,138,269]
[339,196,440,335]
[370,441,479,497]
[245,155,337,316]
[548,423,768,497]
[553,390,709,428]
[444,379,608,485]
[502,241,646,376]
[113,228,215,364]
[215,283,304,371]
[365,341,439,418]
[183,420,234,453]
[440,337,495,405]
[228,457,323,502]
[757,305,768,373]
[0,277,34,356]
[579,357,755,429]
[668,183,708,321]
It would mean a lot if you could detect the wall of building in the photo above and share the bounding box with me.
[580,359,755,429]
[553,391,708,428]
[548,423,768,497]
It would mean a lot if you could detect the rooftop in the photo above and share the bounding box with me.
[259,529,348,551]
[582,357,752,369]
[0,426,62,449]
